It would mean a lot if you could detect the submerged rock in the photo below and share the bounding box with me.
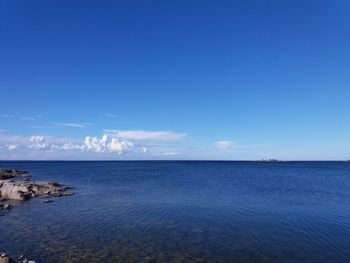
[0,252,35,263]
[0,168,73,263]
[0,203,13,210]
[62,191,75,196]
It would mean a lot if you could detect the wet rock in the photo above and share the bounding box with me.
[0,203,13,210]
[49,191,62,197]
[0,252,36,263]
[0,169,27,180]
[4,203,12,209]
[0,181,31,201]
[0,180,73,201]
[62,191,75,196]
[0,257,12,263]
[0,253,14,263]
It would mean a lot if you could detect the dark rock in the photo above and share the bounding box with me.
[0,168,28,180]
[62,191,75,196]
[2,204,12,210]
[48,190,62,197]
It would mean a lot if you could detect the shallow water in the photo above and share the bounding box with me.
[1,161,350,262]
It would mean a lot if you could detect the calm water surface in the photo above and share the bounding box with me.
[1,161,350,262]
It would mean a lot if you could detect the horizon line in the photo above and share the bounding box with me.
[0,159,349,162]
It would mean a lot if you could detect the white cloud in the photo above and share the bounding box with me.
[100,113,118,118]
[84,135,108,153]
[0,134,31,144]
[1,133,137,155]
[0,114,14,118]
[214,140,235,150]
[21,117,36,121]
[107,137,134,154]
[26,135,135,155]
[51,142,81,151]
[141,147,148,153]
[0,114,37,121]
[52,122,91,128]
[28,126,49,129]
[7,144,17,150]
[83,135,134,154]
[29,136,50,150]
[154,151,182,156]
[104,130,186,141]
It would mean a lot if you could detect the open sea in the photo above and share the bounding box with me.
[0,161,350,263]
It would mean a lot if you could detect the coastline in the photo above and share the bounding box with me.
[0,167,75,263]
[1,161,350,262]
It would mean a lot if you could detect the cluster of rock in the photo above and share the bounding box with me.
[0,180,74,201]
[0,169,28,180]
[0,168,75,210]
[0,168,76,262]
[0,252,35,263]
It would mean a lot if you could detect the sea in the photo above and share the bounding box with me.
[0,161,350,263]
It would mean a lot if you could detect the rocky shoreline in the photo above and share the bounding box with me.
[0,168,76,262]
[0,252,35,263]
[0,168,75,210]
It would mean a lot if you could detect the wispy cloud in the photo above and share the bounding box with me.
[103,129,186,141]
[28,126,49,129]
[21,117,36,121]
[153,151,182,156]
[52,122,91,128]
[214,140,235,150]
[100,113,118,118]
[1,113,38,121]
[0,134,30,144]
[0,114,14,118]
[6,144,17,150]
[0,129,8,132]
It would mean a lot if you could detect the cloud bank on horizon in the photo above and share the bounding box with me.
[0,129,185,159]
[0,120,247,160]
[0,112,345,160]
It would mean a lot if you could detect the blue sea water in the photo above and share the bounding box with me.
[1,161,350,262]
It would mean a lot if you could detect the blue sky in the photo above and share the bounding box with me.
[0,0,349,160]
